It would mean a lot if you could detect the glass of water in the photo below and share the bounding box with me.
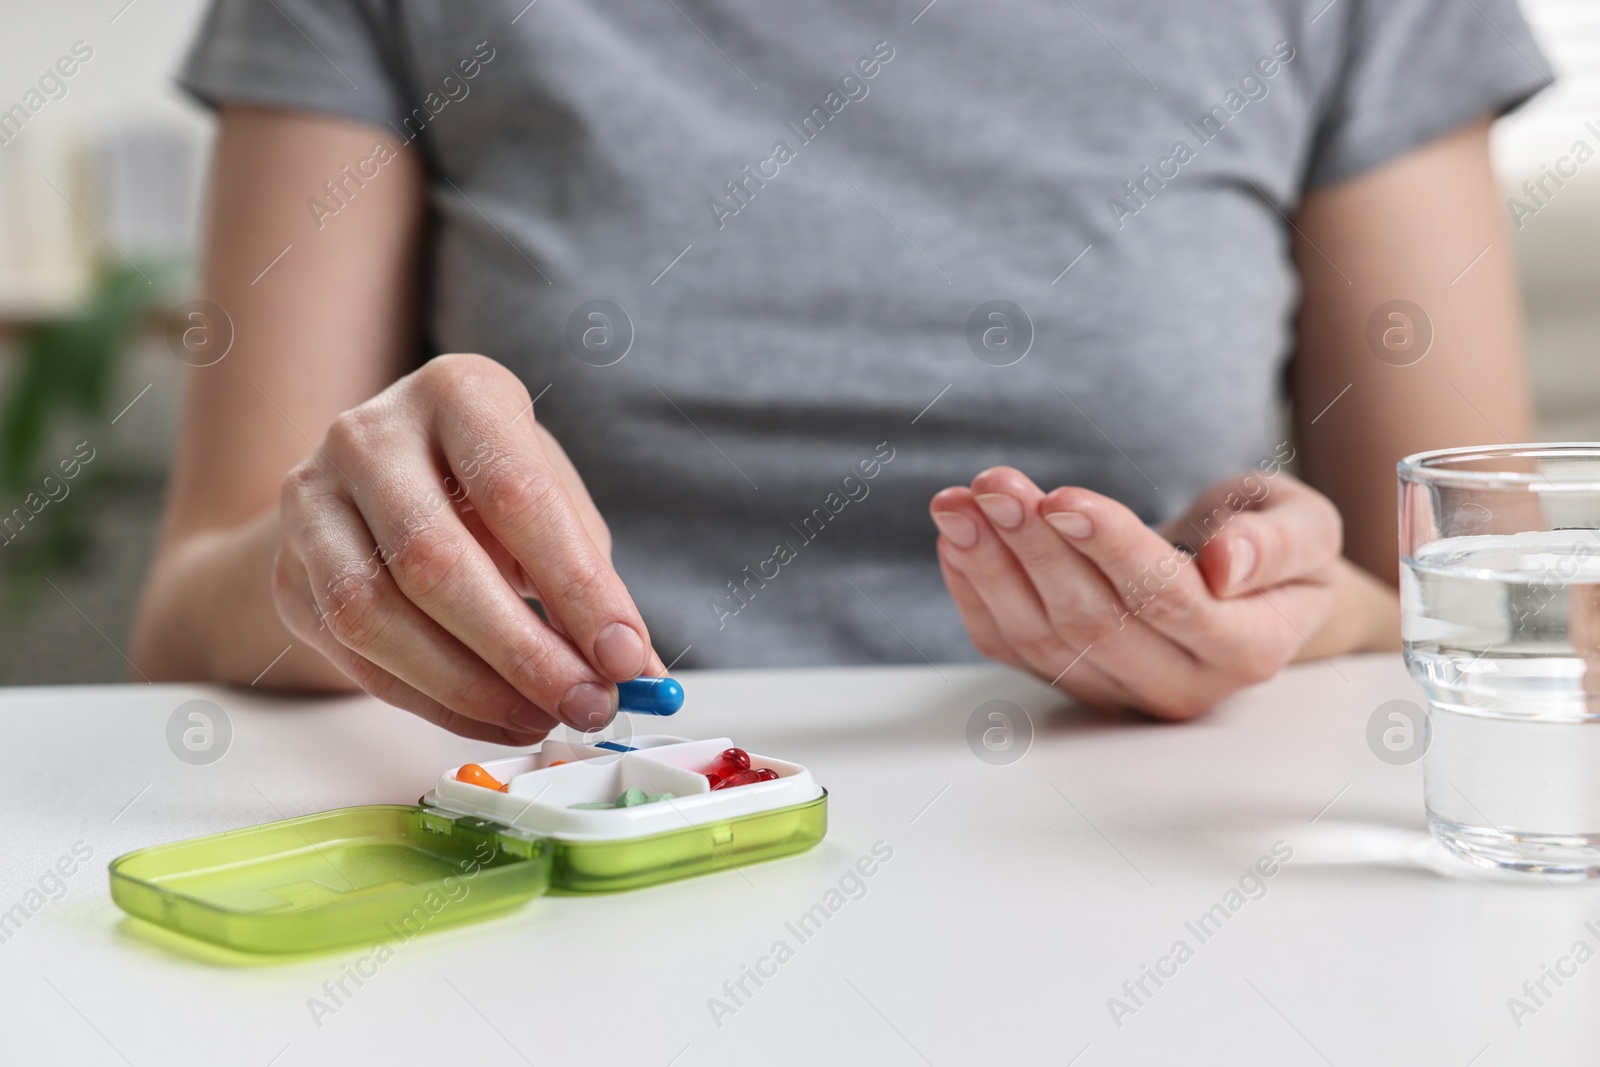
[1401,444,1600,877]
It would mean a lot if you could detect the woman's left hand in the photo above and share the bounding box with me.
[930,466,1349,720]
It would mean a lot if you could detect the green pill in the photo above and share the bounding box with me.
[569,789,677,810]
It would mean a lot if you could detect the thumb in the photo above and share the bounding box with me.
[1172,473,1342,597]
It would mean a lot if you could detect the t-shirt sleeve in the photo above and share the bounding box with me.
[177,0,408,134]
[1306,0,1554,187]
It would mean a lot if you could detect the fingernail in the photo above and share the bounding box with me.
[1228,539,1257,592]
[559,682,616,728]
[594,621,645,679]
[1044,510,1093,539]
[932,511,979,548]
[974,494,1024,530]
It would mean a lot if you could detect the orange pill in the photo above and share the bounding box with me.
[550,760,568,767]
[455,763,506,791]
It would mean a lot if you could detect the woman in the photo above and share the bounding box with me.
[133,0,1550,741]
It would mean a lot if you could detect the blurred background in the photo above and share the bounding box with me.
[0,0,1595,684]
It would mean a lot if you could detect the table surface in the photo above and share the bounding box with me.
[2,657,1597,1066]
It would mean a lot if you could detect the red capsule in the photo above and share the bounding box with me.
[702,747,751,787]
[710,767,780,791]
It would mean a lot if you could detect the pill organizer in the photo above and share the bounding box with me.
[108,734,826,954]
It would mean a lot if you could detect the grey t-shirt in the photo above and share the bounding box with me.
[180,0,1549,668]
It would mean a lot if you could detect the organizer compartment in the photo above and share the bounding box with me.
[458,733,698,791]
[436,753,711,838]
[628,737,804,781]
[432,737,822,841]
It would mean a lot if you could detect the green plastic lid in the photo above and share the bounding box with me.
[109,805,552,955]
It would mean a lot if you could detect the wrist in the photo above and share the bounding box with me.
[133,508,350,689]
[133,516,263,681]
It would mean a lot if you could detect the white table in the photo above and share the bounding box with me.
[1,657,1595,1066]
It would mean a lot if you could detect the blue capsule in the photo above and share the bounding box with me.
[616,676,684,715]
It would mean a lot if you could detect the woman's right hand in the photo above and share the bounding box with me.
[272,352,664,745]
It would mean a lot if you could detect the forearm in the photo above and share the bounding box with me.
[132,508,354,691]
[1294,556,1401,662]
[130,109,426,692]
[1291,118,1531,585]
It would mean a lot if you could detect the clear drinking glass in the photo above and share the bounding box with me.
[1400,444,1600,877]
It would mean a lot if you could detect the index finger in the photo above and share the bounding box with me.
[1039,486,1216,633]
[434,376,656,685]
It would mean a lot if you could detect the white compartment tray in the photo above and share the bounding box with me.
[424,735,824,841]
